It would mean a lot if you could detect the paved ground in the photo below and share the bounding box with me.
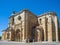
[0,40,60,45]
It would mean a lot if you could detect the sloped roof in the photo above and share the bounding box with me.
[9,9,37,19]
[2,27,11,32]
[38,12,57,17]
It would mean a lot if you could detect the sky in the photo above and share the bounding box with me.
[0,0,60,36]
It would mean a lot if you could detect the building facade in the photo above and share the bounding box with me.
[2,9,59,42]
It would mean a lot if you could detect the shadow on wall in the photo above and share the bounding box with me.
[58,20,60,41]
[58,28,60,41]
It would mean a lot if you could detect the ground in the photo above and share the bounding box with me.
[0,40,60,45]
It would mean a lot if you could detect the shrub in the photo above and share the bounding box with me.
[0,36,2,40]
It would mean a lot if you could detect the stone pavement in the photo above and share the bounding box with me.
[0,40,60,45]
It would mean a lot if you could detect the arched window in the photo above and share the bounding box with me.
[40,19,42,24]
[46,18,48,23]
[12,18,14,25]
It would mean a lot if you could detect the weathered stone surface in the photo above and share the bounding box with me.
[2,9,59,42]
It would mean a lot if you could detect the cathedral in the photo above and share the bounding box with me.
[2,9,59,42]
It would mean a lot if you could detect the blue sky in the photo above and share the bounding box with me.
[0,0,60,36]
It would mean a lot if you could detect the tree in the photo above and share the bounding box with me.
[0,36,2,40]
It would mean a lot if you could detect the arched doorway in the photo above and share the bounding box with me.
[15,29,20,41]
[36,29,42,41]
[35,26,44,42]
[7,32,10,40]
[29,26,36,42]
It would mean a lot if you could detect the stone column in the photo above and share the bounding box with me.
[43,17,47,41]
[20,32,21,41]
[24,12,29,42]
[55,16,58,42]
[48,16,52,42]
[37,30,40,41]
[8,32,12,40]
[2,32,6,40]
